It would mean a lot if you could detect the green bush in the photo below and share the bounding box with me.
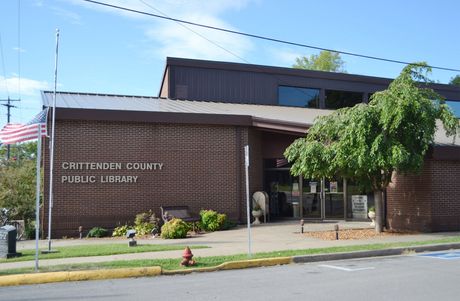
[134,210,160,236]
[112,224,131,237]
[160,218,189,239]
[24,220,36,239]
[87,227,108,238]
[200,209,227,232]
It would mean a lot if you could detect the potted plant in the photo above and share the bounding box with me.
[368,206,376,226]
[252,203,263,225]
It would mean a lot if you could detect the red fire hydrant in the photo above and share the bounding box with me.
[181,246,196,266]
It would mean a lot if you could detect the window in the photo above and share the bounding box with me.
[278,86,320,108]
[325,90,363,109]
[446,100,460,118]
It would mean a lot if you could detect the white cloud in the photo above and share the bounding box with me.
[145,13,253,61]
[266,47,307,67]
[13,47,26,53]
[0,76,49,97]
[68,0,255,62]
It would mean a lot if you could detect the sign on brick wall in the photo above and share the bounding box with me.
[60,162,164,184]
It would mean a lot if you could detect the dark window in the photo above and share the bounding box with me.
[446,100,460,118]
[325,90,363,109]
[278,86,320,108]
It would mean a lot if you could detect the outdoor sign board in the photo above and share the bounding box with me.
[351,195,368,219]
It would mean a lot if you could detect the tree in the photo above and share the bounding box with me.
[284,63,459,232]
[0,159,37,221]
[0,141,40,225]
[0,141,37,165]
[293,50,345,72]
[450,75,460,86]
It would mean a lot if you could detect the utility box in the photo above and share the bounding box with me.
[0,225,21,258]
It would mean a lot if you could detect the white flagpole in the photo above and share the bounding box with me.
[47,29,59,252]
[35,124,41,271]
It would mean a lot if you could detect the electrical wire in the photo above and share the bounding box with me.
[83,0,460,73]
[138,0,250,65]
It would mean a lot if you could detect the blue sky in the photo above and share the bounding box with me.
[0,0,459,124]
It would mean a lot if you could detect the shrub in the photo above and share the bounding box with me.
[112,224,131,237]
[134,210,160,236]
[87,227,108,238]
[24,220,36,239]
[200,209,227,232]
[160,218,189,239]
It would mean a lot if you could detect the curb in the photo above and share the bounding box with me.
[0,266,161,287]
[292,242,460,263]
[1,242,459,286]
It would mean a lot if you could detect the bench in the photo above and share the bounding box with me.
[160,206,200,224]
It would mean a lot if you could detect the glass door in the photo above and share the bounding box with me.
[301,178,321,218]
[323,178,345,219]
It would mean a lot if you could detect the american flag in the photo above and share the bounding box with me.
[0,109,48,145]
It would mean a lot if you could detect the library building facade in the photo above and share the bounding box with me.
[41,58,460,237]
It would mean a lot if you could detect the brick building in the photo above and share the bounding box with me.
[42,57,460,237]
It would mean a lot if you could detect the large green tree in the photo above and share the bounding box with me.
[284,63,459,232]
[450,75,460,86]
[293,50,346,72]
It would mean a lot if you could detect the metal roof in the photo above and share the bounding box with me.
[41,91,330,127]
[41,91,459,146]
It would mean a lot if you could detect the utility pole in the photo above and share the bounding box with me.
[1,97,20,160]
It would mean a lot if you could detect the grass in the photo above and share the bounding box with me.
[0,243,208,263]
[1,236,460,276]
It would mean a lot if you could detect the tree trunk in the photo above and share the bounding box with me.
[374,190,384,233]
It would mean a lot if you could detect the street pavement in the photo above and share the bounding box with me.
[2,251,460,300]
[2,220,459,271]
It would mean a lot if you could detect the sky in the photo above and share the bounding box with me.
[0,0,459,124]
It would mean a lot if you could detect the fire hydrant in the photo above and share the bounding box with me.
[181,246,196,266]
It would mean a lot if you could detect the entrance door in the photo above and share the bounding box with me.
[323,178,345,219]
[264,159,345,219]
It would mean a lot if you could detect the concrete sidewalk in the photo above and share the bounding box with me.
[2,220,460,271]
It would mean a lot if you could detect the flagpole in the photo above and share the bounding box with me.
[35,125,41,271]
[47,29,59,252]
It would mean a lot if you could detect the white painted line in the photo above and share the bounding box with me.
[318,264,375,272]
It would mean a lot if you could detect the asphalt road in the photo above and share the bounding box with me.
[1,251,460,301]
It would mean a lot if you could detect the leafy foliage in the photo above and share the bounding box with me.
[160,218,189,239]
[134,210,160,236]
[0,141,37,164]
[293,50,345,72]
[200,209,228,232]
[112,224,132,237]
[285,63,459,192]
[449,75,460,86]
[87,227,108,238]
[0,160,38,221]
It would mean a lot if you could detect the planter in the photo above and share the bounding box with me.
[252,210,263,225]
[368,211,376,227]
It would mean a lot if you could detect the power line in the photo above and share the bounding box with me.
[137,0,322,101]
[83,0,460,73]
[137,0,250,65]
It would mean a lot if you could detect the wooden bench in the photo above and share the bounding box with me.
[160,206,200,224]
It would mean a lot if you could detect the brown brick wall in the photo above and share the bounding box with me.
[387,159,460,232]
[43,120,250,237]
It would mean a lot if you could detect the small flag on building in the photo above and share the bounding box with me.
[0,108,48,145]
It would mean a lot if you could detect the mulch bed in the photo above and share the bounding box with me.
[303,228,416,240]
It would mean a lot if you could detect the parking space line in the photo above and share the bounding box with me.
[417,251,460,260]
[318,264,375,272]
